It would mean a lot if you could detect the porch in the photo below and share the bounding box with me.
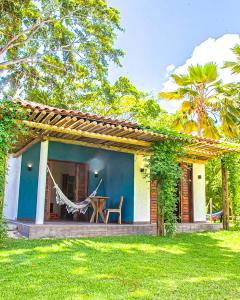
[11,220,222,239]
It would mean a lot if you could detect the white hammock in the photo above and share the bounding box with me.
[47,166,102,214]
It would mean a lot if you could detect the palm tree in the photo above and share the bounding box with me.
[224,44,240,74]
[159,63,239,138]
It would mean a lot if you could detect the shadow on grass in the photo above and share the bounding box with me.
[0,232,240,299]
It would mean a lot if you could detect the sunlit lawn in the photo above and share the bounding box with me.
[0,231,240,300]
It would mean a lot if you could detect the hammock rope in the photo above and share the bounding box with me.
[47,166,102,214]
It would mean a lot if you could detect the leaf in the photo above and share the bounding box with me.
[185,120,198,133]
[171,74,192,86]
[181,101,192,112]
[159,91,182,100]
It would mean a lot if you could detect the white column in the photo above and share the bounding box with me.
[134,154,150,223]
[35,140,49,224]
[3,155,22,220]
[193,163,206,222]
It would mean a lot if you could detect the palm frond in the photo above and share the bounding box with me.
[203,63,218,83]
[171,74,192,86]
[232,44,240,57]
[159,91,182,100]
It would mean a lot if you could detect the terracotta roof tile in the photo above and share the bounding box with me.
[16,99,140,129]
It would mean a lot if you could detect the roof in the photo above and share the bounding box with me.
[13,99,240,161]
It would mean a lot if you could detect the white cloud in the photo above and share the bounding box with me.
[161,34,240,112]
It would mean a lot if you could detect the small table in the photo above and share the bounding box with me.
[90,196,110,223]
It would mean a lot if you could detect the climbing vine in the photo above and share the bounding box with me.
[0,99,24,244]
[146,139,186,236]
[222,153,240,227]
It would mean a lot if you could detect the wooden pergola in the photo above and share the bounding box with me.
[13,99,240,229]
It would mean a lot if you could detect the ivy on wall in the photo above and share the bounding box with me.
[146,139,186,236]
[0,100,24,244]
[222,153,240,226]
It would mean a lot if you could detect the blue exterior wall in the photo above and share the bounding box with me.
[17,141,134,222]
[48,142,134,222]
[17,143,41,219]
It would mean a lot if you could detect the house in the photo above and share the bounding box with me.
[3,100,239,238]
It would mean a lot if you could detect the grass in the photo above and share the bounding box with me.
[0,231,240,300]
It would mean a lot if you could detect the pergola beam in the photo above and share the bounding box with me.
[21,120,151,148]
[13,138,40,158]
[44,137,147,155]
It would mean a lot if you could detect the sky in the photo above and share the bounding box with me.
[107,0,240,112]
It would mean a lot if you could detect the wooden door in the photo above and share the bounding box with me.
[61,174,75,220]
[180,163,193,223]
[73,163,89,221]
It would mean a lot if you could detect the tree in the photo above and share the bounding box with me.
[0,0,166,125]
[159,63,240,138]
[224,44,240,74]
[0,0,125,107]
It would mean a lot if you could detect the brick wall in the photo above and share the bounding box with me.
[150,180,158,224]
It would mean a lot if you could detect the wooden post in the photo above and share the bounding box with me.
[209,198,213,223]
[230,201,234,224]
[221,158,229,230]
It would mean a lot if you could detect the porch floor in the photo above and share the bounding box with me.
[10,220,223,239]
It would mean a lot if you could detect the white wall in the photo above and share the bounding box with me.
[3,155,22,220]
[193,163,206,222]
[134,154,150,223]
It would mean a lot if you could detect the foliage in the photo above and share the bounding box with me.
[0,220,7,247]
[146,140,185,236]
[206,158,222,211]
[206,154,240,224]
[0,99,24,244]
[159,63,240,139]
[1,232,240,298]
[223,153,240,224]
[224,44,240,74]
[0,0,121,105]
[78,76,165,125]
[0,1,166,125]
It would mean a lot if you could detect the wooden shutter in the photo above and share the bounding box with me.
[75,163,89,202]
[73,163,89,222]
[180,163,193,223]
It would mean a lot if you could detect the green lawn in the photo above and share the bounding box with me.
[0,231,240,300]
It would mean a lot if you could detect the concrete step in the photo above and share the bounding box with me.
[7,223,18,231]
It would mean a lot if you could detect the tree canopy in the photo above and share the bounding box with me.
[0,0,166,124]
[159,63,240,139]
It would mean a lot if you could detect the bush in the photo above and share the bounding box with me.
[0,219,7,247]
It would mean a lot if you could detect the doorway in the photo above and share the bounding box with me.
[45,160,89,222]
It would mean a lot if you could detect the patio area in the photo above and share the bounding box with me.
[10,220,222,239]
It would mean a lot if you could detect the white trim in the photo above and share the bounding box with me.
[134,155,150,223]
[35,140,49,224]
[3,155,22,220]
[193,163,206,222]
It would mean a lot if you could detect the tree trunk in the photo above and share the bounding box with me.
[221,158,229,230]
[196,109,202,136]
